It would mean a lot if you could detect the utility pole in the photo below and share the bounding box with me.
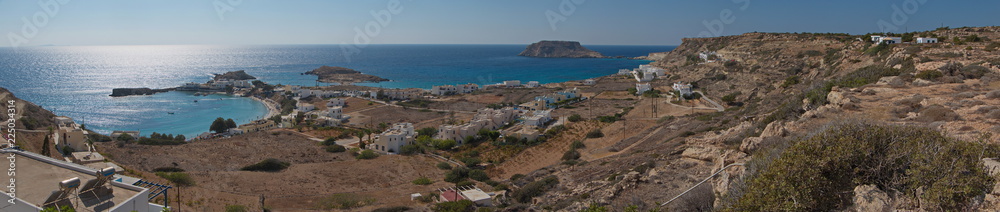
[260,194,265,212]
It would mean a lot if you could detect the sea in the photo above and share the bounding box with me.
[0,44,675,138]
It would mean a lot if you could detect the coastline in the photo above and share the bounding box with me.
[251,96,281,121]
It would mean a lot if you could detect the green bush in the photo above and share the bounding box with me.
[460,157,481,167]
[325,144,346,153]
[721,92,741,102]
[568,114,583,122]
[511,176,559,203]
[316,193,375,210]
[433,139,457,150]
[445,167,471,183]
[152,167,185,172]
[780,76,800,88]
[469,169,490,182]
[916,70,944,80]
[156,172,195,186]
[433,200,475,212]
[240,158,291,172]
[373,206,411,212]
[561,149,581,161]
[412,177,434,185]
[437,162,453,170]
[322,137,338,146]
[225,204,248,212]
[585,129,604,138]
[356,150,379,160]
[455,181,475,187]
[570,140,586,149]
[731,122,997,211]
[400,144,421,155]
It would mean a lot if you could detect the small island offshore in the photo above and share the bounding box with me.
[304,65,389,84]
[518,40,606,58]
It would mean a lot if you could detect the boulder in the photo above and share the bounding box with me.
[740,137,763,153]
[760,121,787,138]
[913,78,935,87]
[876,76,906,87]
[853,185,892,212]
[681,146,718,162]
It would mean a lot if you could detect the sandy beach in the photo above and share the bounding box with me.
[251,96,281,120]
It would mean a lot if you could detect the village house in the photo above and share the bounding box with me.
[238,120,277,133]
[870,35,903,44]
[505,126,542,142]
[525,81,540,88]
[436,107,519,145]
[638,64,666,77]
[583,79,596,86]
[431,85,459,96]
[916,37,938,43]
[699,51,717,61]
[503,80,521,88]
[518,99,548,111]
[327,98,346,107]
[633,70,654,82]
[436,187,496,207]
[523,110,552,128]
[315,106,351,126]
[54,116,89,153]
[618,69,633,75]
[371,123,416,154]
[673,82,693,97]
[296,102,315,112]
[458,83,480,93]
[636,83,652,95]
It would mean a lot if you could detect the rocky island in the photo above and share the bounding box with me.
[303,66,389,84]
[109,87,174,97]
[213,70,257,81]
[518,40,606,58]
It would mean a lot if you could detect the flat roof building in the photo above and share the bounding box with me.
[0,149,168,211]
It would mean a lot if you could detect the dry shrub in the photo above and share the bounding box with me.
[954,91,980,99]
[960,100,985,107]
[988,110,1000,120]
[987,90,1000,99]
[974,106,1000,114]
[916,104,960,122]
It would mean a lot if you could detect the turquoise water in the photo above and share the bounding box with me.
[0,44,675,138]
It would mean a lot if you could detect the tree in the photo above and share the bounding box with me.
[42,127,53,156]
[210,117,228,133]
[417,127,438,137]
[225,118,237,129]
[469,169,490,182]
[432,200,475,212]
[174,134,186,141]
[568,114,583,122]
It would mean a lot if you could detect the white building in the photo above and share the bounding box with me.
[618,69,633,75]
[459,83,480,93]
[699,51,717,61]
[297,102,315,112]
[431,85,459,96]
[1,149,170,211]
[525,81,540,88]
[523,110,552,128]
[503,80,521,87]
[916,37,938,44]
[638,64,666,77]
[633,70,654,82]
[583,79,596,86]
[636,83,652,95]
[327,98,346,107]
[372,123,416,153]
[871,35,903,44]
[54,116,89,153]
[673,82,693,97]
[436,107,519,145]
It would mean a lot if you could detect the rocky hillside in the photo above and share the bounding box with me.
[507,27,1000,211]
[518,41,606,58]
[304,66,389,83]
[213,70,257,81]
[0,87,57,130]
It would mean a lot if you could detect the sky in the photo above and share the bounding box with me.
[0,0,997,47]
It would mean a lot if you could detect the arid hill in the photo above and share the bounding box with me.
[213,70,257,81]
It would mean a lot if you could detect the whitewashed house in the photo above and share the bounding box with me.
[618,69,633,75]
[636,83,652,95]
[871,36,903,44]
[633,70,654,82]
[503,80,521,87]
[371,123,416,153]
[297,102,315,112]
[54,116,89,153]
[916,37,938,43]
[327,98,346,107]
[583,79,596,85]
[526,81,540,88]
[523,110,552,128]
[673,82,693,97]
[459,83,480,93]
[431,85,459,96]
[639,64,666,77]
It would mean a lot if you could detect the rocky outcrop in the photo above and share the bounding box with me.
[110,88,173,97]
[0,87,57,130]
[213,70,256,81]
[518,41,605,58]
[304,66,389,84]
[853,185,892,212]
